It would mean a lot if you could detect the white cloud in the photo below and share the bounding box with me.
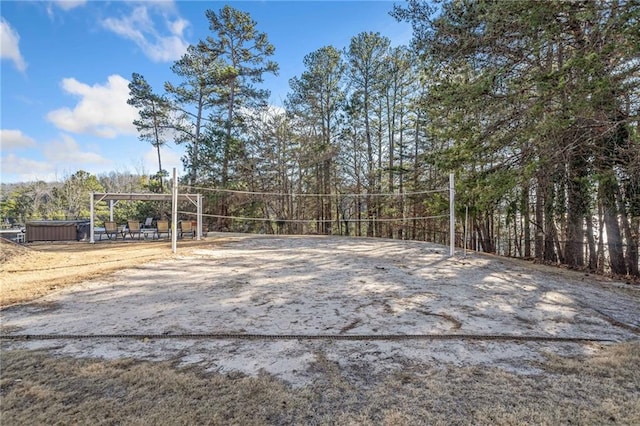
[169,18,189,36]
[46,0,87,19]
[51,0,87,11]
[0,129,37,150]
[0,18,27,72]
[0,154,55,182]
[141,145,183,174]
[101,5,189,62]
[43,134,111,165]
[46,74,138,138]
[0,136,183,183]
[1,134,114,183]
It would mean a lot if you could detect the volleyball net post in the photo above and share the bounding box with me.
[449,173,455,257]
[197,193,203,241]
[171,168,178,254]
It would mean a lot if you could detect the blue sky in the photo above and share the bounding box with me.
[1,0,413,184]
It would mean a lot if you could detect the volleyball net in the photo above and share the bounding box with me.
[173,173,456,255]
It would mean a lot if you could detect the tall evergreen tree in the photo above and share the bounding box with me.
[127,73,172,192]
[200,5,279,189]
[345,32,391,236]
[393,0,640,275]
[287,45,345,233]
[165,45,226,185]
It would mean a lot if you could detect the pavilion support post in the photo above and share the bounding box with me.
[90,193,95,243]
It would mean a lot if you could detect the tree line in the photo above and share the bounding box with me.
[3,2,638,277]
[392,0,639,276]
[0,170,166,226]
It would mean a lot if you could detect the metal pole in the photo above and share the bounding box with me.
[89,193,95,244]
[171,168,178,254]
[449,173,455,257]
[109,200,114,221]
[197,193,202,240]
[464,205,468,257]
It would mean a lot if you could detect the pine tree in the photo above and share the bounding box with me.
[127,73,172,192]
[394,0,640,275]
[164,45,226,186]
[287,45,345,234]
[345,32,391,237]
[200,5,279,189]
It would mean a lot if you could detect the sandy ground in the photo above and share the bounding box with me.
[1,234,639,387]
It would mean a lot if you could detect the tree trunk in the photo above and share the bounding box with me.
[544,182,558,263]
[324,159,332,235]
[155,144,163,192]
[523,184,531,258]
[564,150,587,268]
[617,185,638,276]
[600,171,627,275]
[535,177,544,261]
[586,215,597,272]
[192,95,204,186]
[597,201,605,273]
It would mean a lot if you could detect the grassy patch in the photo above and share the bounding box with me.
[1,342,639,425]
[0,238,223,307]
